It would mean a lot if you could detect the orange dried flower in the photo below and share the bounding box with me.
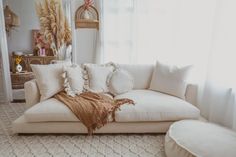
[15,56,22,65]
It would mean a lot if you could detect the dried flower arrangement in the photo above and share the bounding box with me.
[35,0,72,58]
[15,56,22,65]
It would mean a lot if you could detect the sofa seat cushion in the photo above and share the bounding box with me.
[114,90,200,122]
[24,90,199,123]
[24,98,79,122]
[24,93,115,122]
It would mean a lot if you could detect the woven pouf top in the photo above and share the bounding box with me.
[165,120,236,157]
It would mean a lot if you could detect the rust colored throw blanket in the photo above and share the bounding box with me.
[54,91,134,134]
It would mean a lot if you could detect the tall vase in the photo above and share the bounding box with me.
[56,44,67,60]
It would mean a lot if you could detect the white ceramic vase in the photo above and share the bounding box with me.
[16,64,22,73]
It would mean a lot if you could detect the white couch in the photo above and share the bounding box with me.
[12,64,200,134]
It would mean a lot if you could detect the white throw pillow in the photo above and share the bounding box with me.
[63,64,84,97]
[83,63,115,93]
[149,61,192,99]
[31,64,64,101]
[108,69,134,95]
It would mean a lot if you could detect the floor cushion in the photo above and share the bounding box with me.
[24,90,200,123]
[114,90,199,122]
[165,120,236,157]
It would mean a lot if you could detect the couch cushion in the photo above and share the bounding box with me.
[118,64,154,89]
[24,93,113,122]
[63,64,84,96]
[24,98,79,122]
[25,90,199,123]
[107,69,134,95]
[83,63,114,93]
[114,90,200,122]
[149,61,192,99]
[31,64,65,101]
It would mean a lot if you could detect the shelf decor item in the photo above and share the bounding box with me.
[11,55,57,72]
[4,5,20,33]
[32,30,53,56]
[15,55,22,73]
[35,0,72,60]
[75,0,99,29]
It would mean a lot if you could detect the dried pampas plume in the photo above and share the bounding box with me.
[35,0,72,56]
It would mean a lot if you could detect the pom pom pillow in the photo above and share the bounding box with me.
[63,64,84,97]
[83,63,115,93]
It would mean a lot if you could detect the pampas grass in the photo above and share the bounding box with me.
[35,0,72,56]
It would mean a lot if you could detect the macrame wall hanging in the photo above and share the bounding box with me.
[4,5,20,33]
[75,0,99,30]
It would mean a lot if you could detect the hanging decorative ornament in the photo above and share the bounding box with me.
[84,0,94,10]
[75,0,99,29]
[82,0,94,19]
[4,5,20,33]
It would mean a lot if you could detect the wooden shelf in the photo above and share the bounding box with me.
[11,55,56,72]
[75,19,99,29]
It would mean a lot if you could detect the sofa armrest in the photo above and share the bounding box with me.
[185,84,198,106]
[24,79,40,108]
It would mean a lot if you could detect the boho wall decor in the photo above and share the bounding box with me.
[32,30,54,56]
[75,0,99,29]
[4,5,20,33]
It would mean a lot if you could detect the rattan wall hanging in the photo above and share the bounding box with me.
[4,5,20,33]
[75,1,99,30]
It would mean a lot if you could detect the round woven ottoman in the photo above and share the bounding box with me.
[165,120,236,157]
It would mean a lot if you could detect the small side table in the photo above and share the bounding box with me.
[11,71,35,102]
[11,71,35,89]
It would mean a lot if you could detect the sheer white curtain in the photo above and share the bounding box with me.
[97,0,214,66]
[0,0,12,103]
[97,0,236,131]
[198,0,236,131]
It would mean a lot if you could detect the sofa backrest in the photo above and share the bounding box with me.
[25,64,198,108]
[118,64,154,89]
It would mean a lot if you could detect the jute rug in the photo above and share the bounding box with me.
[0,103,166,157]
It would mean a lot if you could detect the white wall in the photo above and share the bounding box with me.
[3,0,40,54]
[71,0,97,64]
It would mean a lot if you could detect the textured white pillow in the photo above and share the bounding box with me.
[108,69,134,95]
[63,64,84,97]
[31,64,64,101]
[84,64,114,93]
[149,61,192,99]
